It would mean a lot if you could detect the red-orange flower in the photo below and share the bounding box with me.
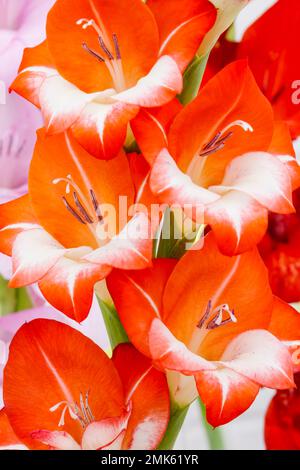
[107,232,299,427]
[0,130,154,322]
[0,320,170,450]
[133,60,300,256]
[11,0,217,160]
[205,0,300,139]
[265,373,300,450]
[259,189,300,303]
[237,0,300,139]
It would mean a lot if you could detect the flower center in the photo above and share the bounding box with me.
[53,174,108,247]
[77,18,126,92]
[50,391,95,429]
[197,300,238,331]
[53,175,104,226]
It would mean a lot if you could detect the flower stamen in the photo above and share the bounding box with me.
[197,301,238,331]
[199,120,253,157]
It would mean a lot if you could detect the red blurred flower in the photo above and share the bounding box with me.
[265,373,300,450]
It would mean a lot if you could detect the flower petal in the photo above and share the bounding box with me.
[148,0,217,72]
[114,56,183,108]
[205,190,269,255]
[219,330,294,390]
[38,254,111,322]
[0,195,37,256]
[31,430,81,450]
[112,344,170,450]
[213,152,294,214]
[0,409,21,447]
[150,149,219,221]
[84,212,153,270]
[163,232,274,359]
[196,367,259,427]
[107,259,177,357]
[9,229,66,288]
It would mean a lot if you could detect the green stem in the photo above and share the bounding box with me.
[97,297,128,350]
[199,399,224,450]
[158,404,189,450]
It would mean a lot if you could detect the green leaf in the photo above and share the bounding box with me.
[97,297,128,350]
[179,53,210,105]
[0,276,33,317]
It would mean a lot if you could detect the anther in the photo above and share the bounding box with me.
[90,189,104,222]
[80,392,90,425]
[99,36,114,61]
[85,390,95,422]
[202,132,221,151]
[197,300,212,329]
[112,33,121,60]
[82,42,104,63]
[62,197,87,225]
[73,192,94,224]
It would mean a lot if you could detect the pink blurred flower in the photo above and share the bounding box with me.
[0,1,55,276]
[0,0,55,203]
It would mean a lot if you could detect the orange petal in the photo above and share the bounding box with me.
[196,367,259,427]
[197,329,294,427]
[3,320,124,450]
[268,296,300,342]
[114,56,182,107]
[113,344,170,450]
[0,195,37,256]
[0,409,21,448]
[213,152,295,214]
[205,190,269,255]
[70,101,138,160]
[38,255,111,322]
[107,259,177,357]
[147,0,217,72]
[10,41,54,108]
[131,98,182,164]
